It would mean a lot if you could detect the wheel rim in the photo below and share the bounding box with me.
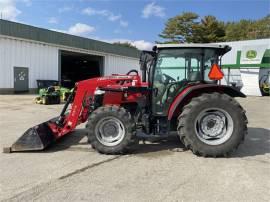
[95,116,125,146]
[194,108,233,145]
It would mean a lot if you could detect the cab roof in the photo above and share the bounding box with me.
[156,43,228,49]
[155,43,231,55]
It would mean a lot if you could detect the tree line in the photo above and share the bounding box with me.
[114,12,270,49]
[159,12,270,43]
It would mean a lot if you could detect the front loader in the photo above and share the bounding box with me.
[4,44,248,157]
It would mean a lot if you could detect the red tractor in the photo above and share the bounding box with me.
[5,44,248,157]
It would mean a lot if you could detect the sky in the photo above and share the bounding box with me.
[0,0,269,50]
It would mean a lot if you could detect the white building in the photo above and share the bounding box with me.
[0,20,140,93]
[217,39,270,96]
[1,19,269,96]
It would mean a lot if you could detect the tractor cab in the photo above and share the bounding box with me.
[140,44,231,116]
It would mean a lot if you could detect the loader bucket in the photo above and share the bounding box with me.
[3,121,56,153]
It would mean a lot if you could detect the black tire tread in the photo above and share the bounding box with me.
[86,105,137,154]
[177,93,248,157]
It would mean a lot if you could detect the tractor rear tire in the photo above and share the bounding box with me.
[177,93,248,157]
[86,105,138,154]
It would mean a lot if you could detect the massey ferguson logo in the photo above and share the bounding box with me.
[246,50,257,59]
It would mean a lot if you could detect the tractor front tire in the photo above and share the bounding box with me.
[86,105,138,154]
[177,93,248,157]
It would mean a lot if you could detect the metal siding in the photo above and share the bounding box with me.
[105,55,139,75]
[0,37,58,88]
[0,37,140,90]
[0,38,6,87]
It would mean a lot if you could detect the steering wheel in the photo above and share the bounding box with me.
[127,69,139,75]
[162,73,176,83]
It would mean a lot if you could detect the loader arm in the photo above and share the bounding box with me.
[5,74,144,153]
[50,77,125,138]
[43,73,146,138]
[49,79,96,138]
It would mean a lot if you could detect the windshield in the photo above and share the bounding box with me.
[152,48,219,115]
[154,48,218,83]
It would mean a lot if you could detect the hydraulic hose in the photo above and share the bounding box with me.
[58,90,75,125]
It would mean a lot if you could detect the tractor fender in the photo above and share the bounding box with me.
[167,84,246,120]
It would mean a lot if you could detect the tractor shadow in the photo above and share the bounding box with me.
[46,129,91,152]
[133,127,270,158]
[133,134,186,156]
[46,130,185,154]
[45,127,270,158]
[232,127,270,158]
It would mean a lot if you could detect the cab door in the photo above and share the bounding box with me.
[152,53,187,115]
